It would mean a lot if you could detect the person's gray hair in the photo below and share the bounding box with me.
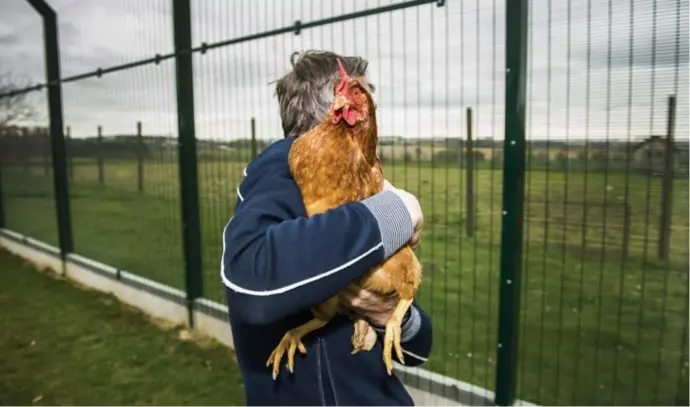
[275,50,374,138]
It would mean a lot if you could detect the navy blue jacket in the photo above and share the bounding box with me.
[222,138,433,406]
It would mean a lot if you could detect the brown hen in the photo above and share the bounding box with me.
[267,59,422,379]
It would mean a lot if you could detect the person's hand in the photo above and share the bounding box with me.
[383,179,423,249]
[339,285,398,327]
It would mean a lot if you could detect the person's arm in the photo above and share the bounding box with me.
[222,173,414,326]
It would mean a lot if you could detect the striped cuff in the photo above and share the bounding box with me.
[371,305,421,343]
[360,190,413,258]
[400,305,421,343]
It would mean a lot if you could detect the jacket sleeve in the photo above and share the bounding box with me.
[222,170,414,326]
[373,300,433,367]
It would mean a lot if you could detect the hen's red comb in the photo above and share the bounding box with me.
[336,58,349,80]
[335,58,349,93]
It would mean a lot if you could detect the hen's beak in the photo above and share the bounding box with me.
[332,94,349,111]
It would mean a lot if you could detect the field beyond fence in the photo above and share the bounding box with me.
[2,139,688,405]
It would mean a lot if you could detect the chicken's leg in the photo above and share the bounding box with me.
[267,318,328,380]
[351,317,377,354]
[383,297,413,375]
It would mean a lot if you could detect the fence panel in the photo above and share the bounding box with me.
[54,1,185,290]
[517,0,689,405]
[188,0,506,402]
[0,6,58,246]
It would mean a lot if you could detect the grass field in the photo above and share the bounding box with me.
[0,248,245,405]
[2,155,688,406]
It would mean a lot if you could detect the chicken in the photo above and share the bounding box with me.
[266,59,422,379]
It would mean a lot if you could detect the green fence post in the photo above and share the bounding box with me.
[137,121,144,193]
[250,117,257,158]
[26,0,73,258]
[494,0,529,404]
[22,127,29,174]
[0,138,4,229]
[43,128,50,176]
[622,203,631,260]
[172,0,204,327]
[65,125,73,180]
[0,127,5,230]
[97,125,104,184]
[465,106,475,238]
[658,94,676,261]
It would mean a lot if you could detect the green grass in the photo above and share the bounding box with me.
[3,157,688,405]
[0,248,245,405]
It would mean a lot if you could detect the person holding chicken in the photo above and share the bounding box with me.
[222,50,433,406]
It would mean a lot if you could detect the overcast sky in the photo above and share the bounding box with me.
[0,0,687,141]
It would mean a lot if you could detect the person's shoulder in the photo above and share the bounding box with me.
[243,138,294,180]
[249,137,294,170]
[237,137,299,204]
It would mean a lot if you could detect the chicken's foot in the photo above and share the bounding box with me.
[351,318,377,354]
[266,318,328,380]
[383,298,413,375]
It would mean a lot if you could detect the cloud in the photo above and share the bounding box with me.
[571,0,690,70]
[0,0,687,142]
[0,34,21,47]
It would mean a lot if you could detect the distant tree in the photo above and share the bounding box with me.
[530,152,550,168]
[491,153,503,169]
[590,151,609,170]
[473,150,486,163]
[0,72,36,129]
[0,71,39,166]
[433,149,460,164]
[554,152,568,171]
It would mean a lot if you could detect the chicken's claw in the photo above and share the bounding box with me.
[383,318,404,375]
[267,330,307,380]
[351,319,377,354]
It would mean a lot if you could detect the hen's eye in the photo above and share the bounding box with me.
[352,88,361,97]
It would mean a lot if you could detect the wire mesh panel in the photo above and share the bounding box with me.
[1,0,687,405]
[0,4,58,245]
[191,0,504,401]
[190,0,283,304]
[54,0,184,290]
[517,0,689,404]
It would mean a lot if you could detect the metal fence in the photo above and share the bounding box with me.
[0,0,688,405]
